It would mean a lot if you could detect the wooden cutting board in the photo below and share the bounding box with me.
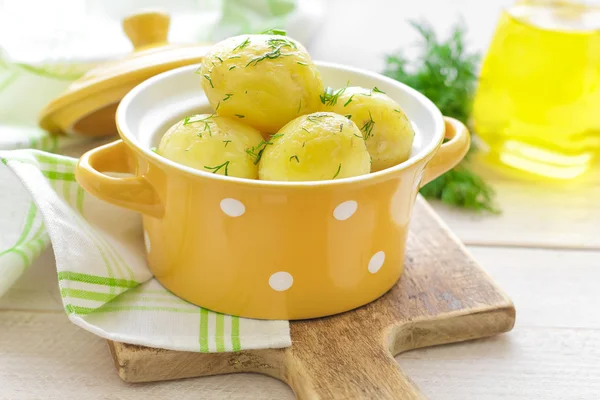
[108,197,515,399]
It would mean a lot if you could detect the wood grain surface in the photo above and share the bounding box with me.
[109,198,515,399]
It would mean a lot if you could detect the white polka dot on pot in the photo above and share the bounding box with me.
[368,251,385,274]
[220,198,245,217]
[269,271,294,292]
[333,200,358,221]
[144,231,151,253]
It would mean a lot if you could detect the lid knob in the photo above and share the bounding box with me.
[122,11,170,50]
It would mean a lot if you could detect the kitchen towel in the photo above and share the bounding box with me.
[0,149,291,352]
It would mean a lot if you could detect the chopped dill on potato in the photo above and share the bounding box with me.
[320,82,349,106]
[183,114,214,125]
[246,135,283,164]
[332,164,342,179]
[289,155,300,163]
[360,111,375,140]
[204,161,230,175]
[344,95,354,107]
[203,74,214,88]
[261,28,287,36]
[233,37,250,51]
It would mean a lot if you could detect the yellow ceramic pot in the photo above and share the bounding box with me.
[75,63,470,320]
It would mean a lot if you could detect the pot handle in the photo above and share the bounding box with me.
[420,117,471,187]
[76,140,163,218]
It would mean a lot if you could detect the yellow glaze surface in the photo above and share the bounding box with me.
[38,11,209,137]
[76,115,469,320]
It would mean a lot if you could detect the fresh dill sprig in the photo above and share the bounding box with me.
[319,87,333,104]
[246,49,283,66]
[215,101,221,112]
[223,140,231,147]
[394,109,402,113]
[183,114,214,125]
[339,123,343,132]
[297,61,308,66]
[332,164,342,179]
[307,113,330,123]
[297,99,302,113]
[204,161,230,176]
[372,86,385,94]
[301,127,310,133]
[150,147,158,153]
[215,56,223,63]
[320,82,349,106]
[246,48,284,66]
[262,28,287,36]
[245,135,283,164]
[360,110,375,140]
[233,37,250,51]
[229,65,236,71]
[419,164,499,213]
[345,114,352,119]
[235,114,245,118]
[223,93,233,101]
[383,20,497,212]
[267,38,296,50]
[182,114,215,137]
[203,74,214,88]
[228,55,241,59]
[245,37,297,67]
[344,95,354,107]
[290,155,300,163]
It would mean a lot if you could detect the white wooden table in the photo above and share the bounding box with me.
[3,1,600,398]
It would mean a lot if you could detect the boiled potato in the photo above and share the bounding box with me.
[158,114,263,179]
[198,34,323,133]
[322,86,415,172]
[258,112,371,181]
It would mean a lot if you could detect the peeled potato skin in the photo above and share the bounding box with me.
[323,87,415,172]
[199,34,323,133]
[158,114,263,179]
[259,112,371,181]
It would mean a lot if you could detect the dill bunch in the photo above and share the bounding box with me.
[384,21,498,213]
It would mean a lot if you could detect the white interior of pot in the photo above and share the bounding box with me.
[118,62,444,182]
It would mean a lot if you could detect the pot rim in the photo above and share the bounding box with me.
[116,61,445,188]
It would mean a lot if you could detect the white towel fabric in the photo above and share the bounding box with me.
[0,149,291,352]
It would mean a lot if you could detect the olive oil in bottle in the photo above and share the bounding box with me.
[473,2,600,179]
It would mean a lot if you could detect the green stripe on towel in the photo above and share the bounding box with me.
[58,271,138,288]
[200,308,209,352]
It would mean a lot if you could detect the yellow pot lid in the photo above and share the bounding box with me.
[39,11,210,137]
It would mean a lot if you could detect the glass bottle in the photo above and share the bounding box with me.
[473,0,600,179]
